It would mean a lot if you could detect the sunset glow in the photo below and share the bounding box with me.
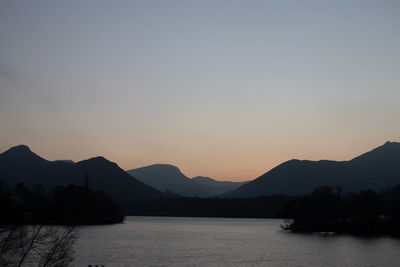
[1,1,399,181]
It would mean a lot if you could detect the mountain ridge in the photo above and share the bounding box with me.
[127,164,212,197]
[226,141,400,197]
[2,141,399,200]
[0,145,163,208]
[191,176,247,195]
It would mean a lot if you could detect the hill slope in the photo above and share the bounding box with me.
[191,176,247,196]
[226,142,400,197]
[0,145,163,206]
[127,164,212,197]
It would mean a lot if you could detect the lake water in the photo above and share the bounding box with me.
[74,216,400,266]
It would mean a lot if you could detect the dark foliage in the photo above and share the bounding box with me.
[0,180,124,225]
[281,184,400,235]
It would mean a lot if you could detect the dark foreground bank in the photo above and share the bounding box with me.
[0,180,124,225]
[281,185,400,235]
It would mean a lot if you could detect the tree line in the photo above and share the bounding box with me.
[280,184,400,235]
[0,179,124,225]
[127,193,296,218]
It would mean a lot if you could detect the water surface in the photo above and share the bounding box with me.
[74,216,400,266]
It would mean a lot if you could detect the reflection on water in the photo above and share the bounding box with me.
[74,216,400,266]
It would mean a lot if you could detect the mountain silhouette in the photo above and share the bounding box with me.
[0,145,163,207]
[128,164,214,197]
[191,176,247,195]
[0,145,81,188]
[226,142,400,197]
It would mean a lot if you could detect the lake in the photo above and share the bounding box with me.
[74,216,400,266]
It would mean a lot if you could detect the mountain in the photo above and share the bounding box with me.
[0,145,80,188]
[226,142,400,198]
[127,164,214,197]
[191,176,247,196]
[0,145,163,207]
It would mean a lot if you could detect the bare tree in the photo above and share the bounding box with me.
[0,225,78,266]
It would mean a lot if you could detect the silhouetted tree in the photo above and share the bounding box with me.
[0,179,124,225]
[0,225,77,266]
[281,184,400,235]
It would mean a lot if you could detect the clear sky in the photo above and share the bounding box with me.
[1,0,399,181]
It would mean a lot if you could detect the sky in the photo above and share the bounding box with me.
[1,0,399,181]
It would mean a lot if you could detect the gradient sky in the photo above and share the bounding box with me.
[1,0,399,181]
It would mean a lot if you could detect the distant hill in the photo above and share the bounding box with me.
[226,142,400,197]
[127,164,212,197]
[0,145,163,207]
[191,176,247,196]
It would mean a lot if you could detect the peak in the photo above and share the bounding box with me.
[132,164,180,172]
[87,156,109,162]
[77,156,109,165]
[281,159,301,165]
[8,145,31,153]
[1,145,34,156]
[375,141,400,151]
[192,176,215,182]
[77,156,119,168]
[383,141,399,146]
[350,141,400,163]
[0,144,47,163]
[128,164,184,176]
[151,164,179,169]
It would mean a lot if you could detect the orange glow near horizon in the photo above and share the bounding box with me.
[0,139,395,182]
[1,1,399,182]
